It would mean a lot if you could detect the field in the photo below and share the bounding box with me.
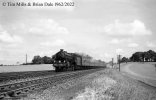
[0,64,54,73]
[121,62,156,87]
[129,63,156,79]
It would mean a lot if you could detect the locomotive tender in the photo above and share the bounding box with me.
[52,49,106,72]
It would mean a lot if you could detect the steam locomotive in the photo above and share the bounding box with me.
[52,49,106,72]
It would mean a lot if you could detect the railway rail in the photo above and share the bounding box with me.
[0,68,103,99]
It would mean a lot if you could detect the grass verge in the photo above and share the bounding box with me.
[72,69,156,100]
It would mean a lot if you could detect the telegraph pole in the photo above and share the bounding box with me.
[112,58,114,68]
[26,54,27,65]
[118,55,121,71]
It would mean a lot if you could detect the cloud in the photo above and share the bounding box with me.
[109,38,131,44]
[38,50,54,57]
[40,39,65,47]
[28,19,69,35]
[103,20,152,36]
[146,42,156,48]
[128,43,139,47]
[116,48,123,54]
[0,25,23,44]
[110,39,120,44]
[104,53,112,58]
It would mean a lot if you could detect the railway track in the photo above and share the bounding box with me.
[0,68,102,99]
[0,70,57,83]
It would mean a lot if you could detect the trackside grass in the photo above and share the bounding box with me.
[72,69,156,100]
[73,76,116,100]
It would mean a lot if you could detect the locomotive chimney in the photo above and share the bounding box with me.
[60,49,64,51]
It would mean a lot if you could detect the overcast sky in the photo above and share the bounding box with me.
[0,0,156,64]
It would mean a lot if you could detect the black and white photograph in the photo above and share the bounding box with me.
[0,0,156,99]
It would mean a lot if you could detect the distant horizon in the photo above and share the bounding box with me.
[0,49,155,65]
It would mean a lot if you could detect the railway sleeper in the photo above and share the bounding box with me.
[15,83,23,88]
[0,82,34,92]
[0,93,9,99]
[0,85,17,92]
[0,86,10,91]
[7,88,33,97]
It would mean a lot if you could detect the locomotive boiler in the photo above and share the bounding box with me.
[52,49,106,72]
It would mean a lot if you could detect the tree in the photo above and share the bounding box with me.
[121,57,129,63]
[129,50,156,62]
[42,56,52,64]
[32,55,43,64]
[130,52,142,62]
[154,53,156,62]
[147,50,156,62]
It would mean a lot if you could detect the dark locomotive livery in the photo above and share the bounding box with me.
[52,49,106,72]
